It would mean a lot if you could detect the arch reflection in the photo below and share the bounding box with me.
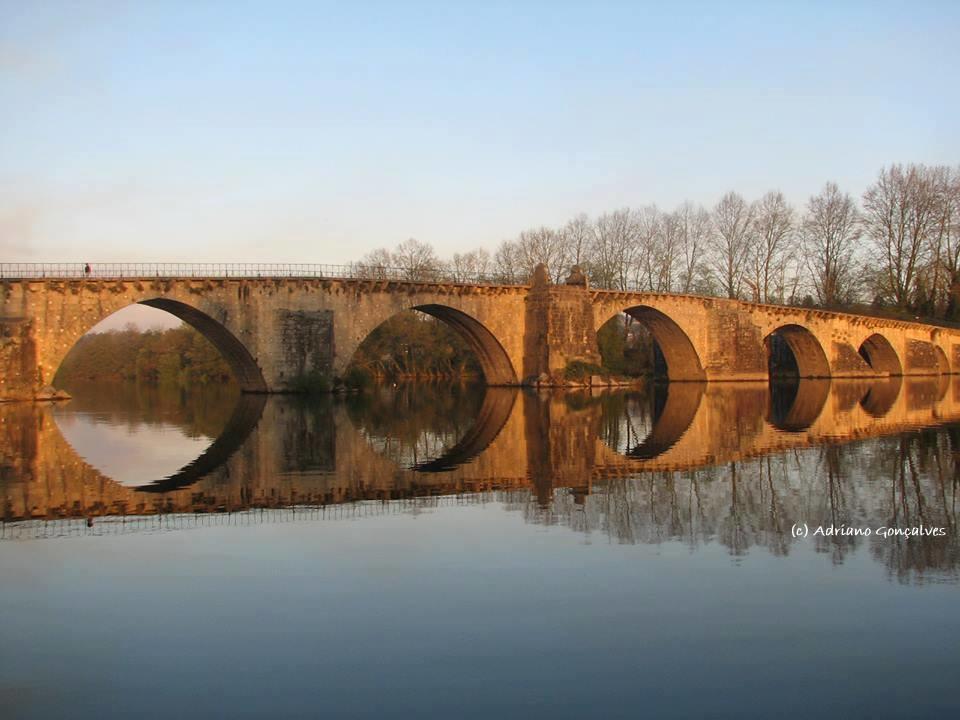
[137,393,266,492]
[860,376,903,418]
[768,379,831,431]
[597,383,705,459]
[6,377,960,584]
[409,388,517,472]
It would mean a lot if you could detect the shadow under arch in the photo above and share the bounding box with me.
[601,306,706,381]
[410,388,518,472]
[134,393,267,492]
[768,378,831,431]
[859,333,903,375]
[137,299,268,392]
[766,324,831,379]
[860,376,903,418]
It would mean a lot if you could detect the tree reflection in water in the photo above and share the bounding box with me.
[345,382,486,468]
[519,381,960,584]
[3,377,960,583]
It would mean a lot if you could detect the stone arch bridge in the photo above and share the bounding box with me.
[2,264,958,400]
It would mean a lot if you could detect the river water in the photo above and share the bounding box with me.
[1,378,959,718]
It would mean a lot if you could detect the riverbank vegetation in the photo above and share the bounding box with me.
[56,325,234,387]
[349,311,482,382]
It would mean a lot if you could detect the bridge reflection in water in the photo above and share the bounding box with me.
[2,377,959,582]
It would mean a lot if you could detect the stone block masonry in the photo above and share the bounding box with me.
[2,265,960,401]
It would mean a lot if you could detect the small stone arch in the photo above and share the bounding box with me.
[345,304,519,385]
[598,306,706,381]
[765,324,831,379]
[858,333,903,376]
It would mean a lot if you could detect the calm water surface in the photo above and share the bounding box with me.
[1,378,959,719]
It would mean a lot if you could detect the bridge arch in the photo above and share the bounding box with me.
[597,306,706,381]
[139,299,267,391]
[858,333,903,375]
[765,324,831,379]
[345,304,519,385]
[55,299,267,393]
[415,305,518,384]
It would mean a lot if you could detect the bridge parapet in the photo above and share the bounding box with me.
[0,262,523,286]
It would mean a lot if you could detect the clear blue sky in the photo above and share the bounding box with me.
[2,0,958,266]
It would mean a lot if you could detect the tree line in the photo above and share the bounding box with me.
[56,325,234,387]
[350,311,482,381]
[357,163,960,321]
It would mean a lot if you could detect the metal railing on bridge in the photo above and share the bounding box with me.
[0,262,522,286]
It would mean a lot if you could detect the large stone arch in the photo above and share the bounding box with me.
[596,305,706,381]
[858,333,903,375]
[765,324,831,379]
[341,303,519,385]
[54,298,268,393]
[139,299,267,391]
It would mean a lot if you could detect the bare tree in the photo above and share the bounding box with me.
[710,191,755,299]
[514,226,571,283]
[392,238,438,281]
[355,247,393,278]
[559,213,593,268]
[675,202,712,294]
[862,164,946,309]
[657,209,683,293]
[802,182,862,307]
[448,248,492,283]
[591,208,638,290]
[493,240,523,284]
[747,191,796,303]
[940,167,960,318]
[914,166,959,315]
[633,205,663,292]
